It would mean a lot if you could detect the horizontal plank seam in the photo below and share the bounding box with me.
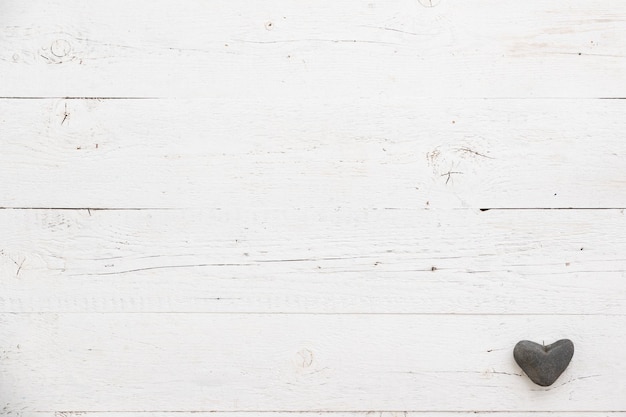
[0,207,178,211]
[479,208,626,211]
[0,97,161,100]
[20,411,626,414]
[2,312,625,316]
[1,207,625,211]
[0,97,626,100]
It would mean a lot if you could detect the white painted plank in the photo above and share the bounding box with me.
[1,0,626,98]
[2,2,626,413]
[2,98,626,209]
[2,208,625,314]
[0,313,624,411]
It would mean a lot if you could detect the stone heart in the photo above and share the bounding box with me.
[513,339,574,386]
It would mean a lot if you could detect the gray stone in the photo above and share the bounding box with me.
[513,339,574,387]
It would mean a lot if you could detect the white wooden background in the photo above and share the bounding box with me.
[1,0,626,415]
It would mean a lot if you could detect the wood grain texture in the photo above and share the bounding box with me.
[2,0,626,414]
[1,208,625,314]
[2,98,626,209]
[1,0,626,98]
[1,313,624,412]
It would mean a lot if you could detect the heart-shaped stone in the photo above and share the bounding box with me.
[513,339,574,386]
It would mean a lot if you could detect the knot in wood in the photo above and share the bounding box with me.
[51,39,72,58]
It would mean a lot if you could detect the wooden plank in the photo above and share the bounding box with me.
[2,208,625,314]
[0,313,624,411]
[1,0,626,98]
[2,98,626,209]
[2,2,626,414]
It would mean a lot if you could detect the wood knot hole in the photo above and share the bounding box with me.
[51,39,72,58]
[296,348,313,368]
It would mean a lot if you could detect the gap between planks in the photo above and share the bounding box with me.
[1,97,626,100]
[6,409,626,414]
[1,207,626,211]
